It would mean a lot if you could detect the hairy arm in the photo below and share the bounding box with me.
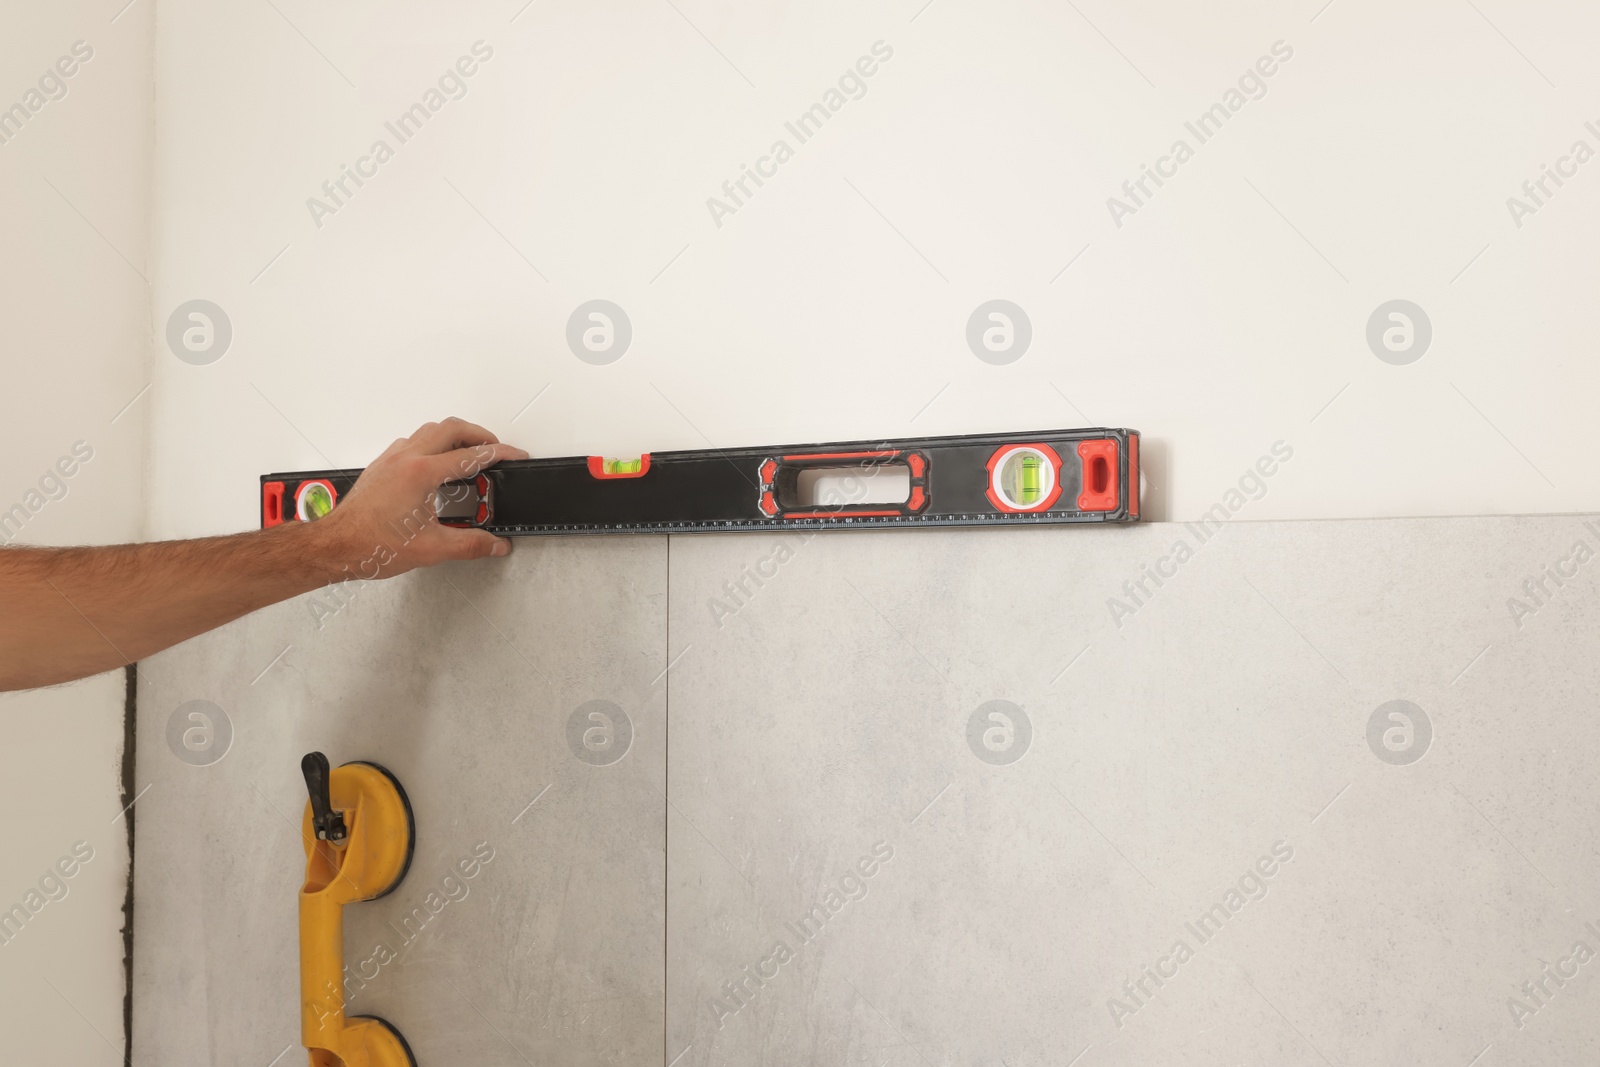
[0,418,526,692]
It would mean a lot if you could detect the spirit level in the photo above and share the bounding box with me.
[261,427,1140,535]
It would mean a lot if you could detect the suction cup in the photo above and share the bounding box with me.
[342,761,415,900]
[344,1015,418,1067]
[299,758,414,902]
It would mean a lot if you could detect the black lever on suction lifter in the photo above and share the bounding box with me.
[301,752,348,843]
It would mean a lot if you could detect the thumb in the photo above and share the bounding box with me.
[437,527,512,561]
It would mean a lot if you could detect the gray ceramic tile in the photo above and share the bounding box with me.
[132,517,1600,1067]
[666,518,1600,1067]
[132,537,666,1067]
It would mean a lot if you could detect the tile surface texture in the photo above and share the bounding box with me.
[133,538,667,1067]
[137,518,1600,1066]
[666,517,1600,1067]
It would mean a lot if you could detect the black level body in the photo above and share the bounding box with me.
[260,427,1140,535]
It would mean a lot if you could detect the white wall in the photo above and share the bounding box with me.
[0,0,153,1061]
[146,0,1600,540]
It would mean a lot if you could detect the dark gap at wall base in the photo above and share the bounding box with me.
[120,663,137,1061]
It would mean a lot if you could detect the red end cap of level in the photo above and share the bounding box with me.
[262,481,286,527]
[1076,440,1120,512]
[1127,434,1140,518]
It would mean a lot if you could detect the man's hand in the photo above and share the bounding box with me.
[0,418,528,692]
[317,418,527,579]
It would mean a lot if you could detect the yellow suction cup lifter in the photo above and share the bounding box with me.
[299,752,416,1067]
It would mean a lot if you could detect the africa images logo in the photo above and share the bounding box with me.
[1105,41,1294,228]
[705,41,894,228]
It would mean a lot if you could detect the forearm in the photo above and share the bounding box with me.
[0,521,351,692]
[0,418,521,693]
